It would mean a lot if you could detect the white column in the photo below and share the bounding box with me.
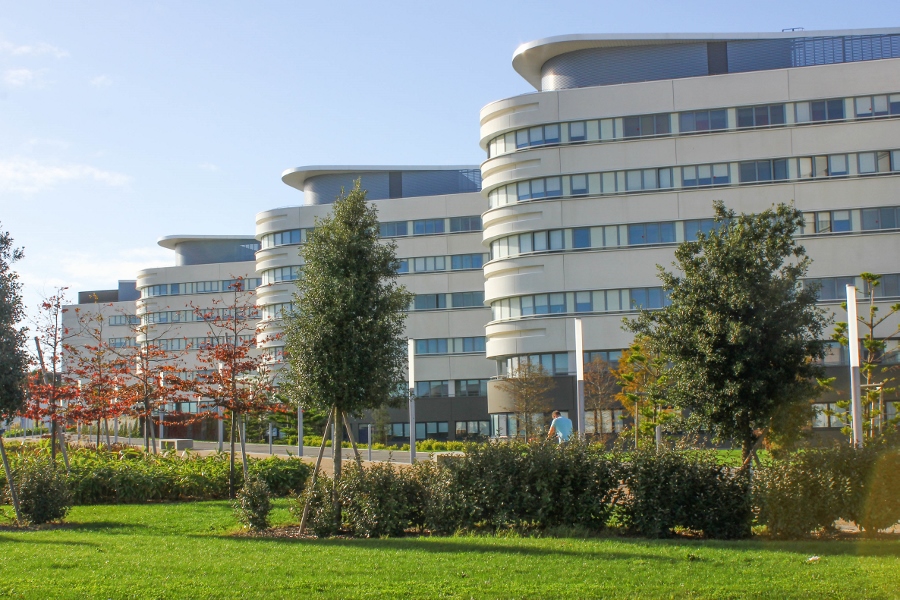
[846,284,864,448]
[408,338,416,464]
[574,318,586,437]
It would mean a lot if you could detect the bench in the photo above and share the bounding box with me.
[159,438,193,451]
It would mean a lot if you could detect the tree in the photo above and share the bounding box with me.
[495,360,556,440]
[24,290,78,461]
[63,305,131,450]
[190,278,279,498]
[831,272,900,441]
[627,201,829,464]
[610,337,673,446]
[0,225,28,523]
[584,356,619,440]
[282,180,412,529]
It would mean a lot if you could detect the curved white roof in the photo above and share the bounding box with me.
[512,29,900,90]
[157,235,258,250]
[281,165,481,191]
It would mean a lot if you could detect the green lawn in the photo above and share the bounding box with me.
[0,502,897,599]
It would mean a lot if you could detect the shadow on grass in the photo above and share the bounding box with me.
[605,535,900,558]
[0,520,147,535]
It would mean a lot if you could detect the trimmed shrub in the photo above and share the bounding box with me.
[754,445,900,537]
[621,449,751,539]
[233,472,272,531]
[292,471,338,538]
[339,462,423,537]
[12,458,72,525]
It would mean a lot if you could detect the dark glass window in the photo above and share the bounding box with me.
[622,113,670,138]
[737,104,786,128]
[739,159,789,183]
[414,294,446,310]
[380,221,408,237]
[449,216,481,232]
[413,219,445,235]
[572,228,591,248]
[680,109,727,133]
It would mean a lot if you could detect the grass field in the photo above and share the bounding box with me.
[0,502,897,599]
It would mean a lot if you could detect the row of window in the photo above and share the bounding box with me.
[491,287,670,322]
[107,315,140,326]
[260,302,294,321]
[397,253,488,274]
[142,307,259,326]
[487,149,900,208]
[154,335,256,351]
[413,379,490,398]
[378,216,482,238]
[141,278,261,299]
[411,291,485,311]
[490,410,628,438]
[260,266,301,286]
[382,420,491,440]
[259,228,313,249]
[808,273,900,301]
[811,402,899,429]
[819,340,900,366]
[414,337,486,356]
[487,93,900,158]
[489,219,718,260]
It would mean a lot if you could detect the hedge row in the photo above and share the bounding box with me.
[0,443,311,504]
[300,441,752,539]
[300,441,900,539]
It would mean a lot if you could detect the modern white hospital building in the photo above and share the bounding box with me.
[67,29,900,442]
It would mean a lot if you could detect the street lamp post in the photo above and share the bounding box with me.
[408,339,416,464]
[846,284,864,448]
[574,318,586,437]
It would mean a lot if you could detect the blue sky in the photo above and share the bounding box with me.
[1,0,898,319]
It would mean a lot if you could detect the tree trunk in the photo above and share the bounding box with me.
[332,406,342,531]
[0,436,23,525]
[96,419,101,450]
[342,412,363,468]
[229,410,237,499]
[238,412,249,480]
[299,409,333,534]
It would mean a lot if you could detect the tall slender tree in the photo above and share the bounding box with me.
[282,180,412,529]
[628,201,829,464]
[495,360,556,440]
[0,225,28,523]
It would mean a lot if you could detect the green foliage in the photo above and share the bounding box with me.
[338,462,423,537]
[233,472,272,531]
[620,449,751,539]
[628,201,829,458]
[754,445,900,537]
[292,470,338,538]
[0,225,27,422]
[0,443,310,505]
[10,457,71,525]
[282,180,413,415]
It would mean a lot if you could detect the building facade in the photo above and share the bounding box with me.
[480,30,900,436]
[255,166,495,442]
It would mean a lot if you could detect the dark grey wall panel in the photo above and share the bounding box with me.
[726,39,793,73]
[305,173,391,205]
[305,170,481,205]
[174,240,259,266]
[540,43,709,90]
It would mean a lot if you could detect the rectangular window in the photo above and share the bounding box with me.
[570,174,588,196]
[450,253,485,270]
[414,294,446,310]
[572,228,591,249]
[415,381,448,398]
[829,155,848,177]
[799,98,844,123]
[413,219,445,235]
[396,259,409,274]
[449,216,482,232]
[575,291,592,312]
[737,104,786,128]
[569,121,586,142]
[548,230,564,250]
[739,159,789,183]
[680,109,727,132]
[379,221,408,237]
[455,379,488,397]
[549,293,566,314]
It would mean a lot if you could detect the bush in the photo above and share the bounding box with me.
[423,440,619,534]
[292,470,338,538]
[12,458,72,525]
[233,472,272,531]
[339,462,422,537]
[621,449,751,539]
[0,444,311,505]
[754,445,900,537]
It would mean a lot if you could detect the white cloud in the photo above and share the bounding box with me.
[0,39,68,58]
[198,162,220,172]
[58,247,173,284]
[0,157,131,193]
[90,75,112,87]
[4,68,36,86]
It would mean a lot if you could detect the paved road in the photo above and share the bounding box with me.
[189,440,420,464]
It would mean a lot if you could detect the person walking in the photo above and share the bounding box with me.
[547,410,573,444]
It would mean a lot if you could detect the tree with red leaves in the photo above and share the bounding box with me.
[190,277,281,498]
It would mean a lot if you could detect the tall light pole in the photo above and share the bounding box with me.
[408,338,416,464]
[297,404,303,457]
[846,284,864,448]
[574,318,586,437]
